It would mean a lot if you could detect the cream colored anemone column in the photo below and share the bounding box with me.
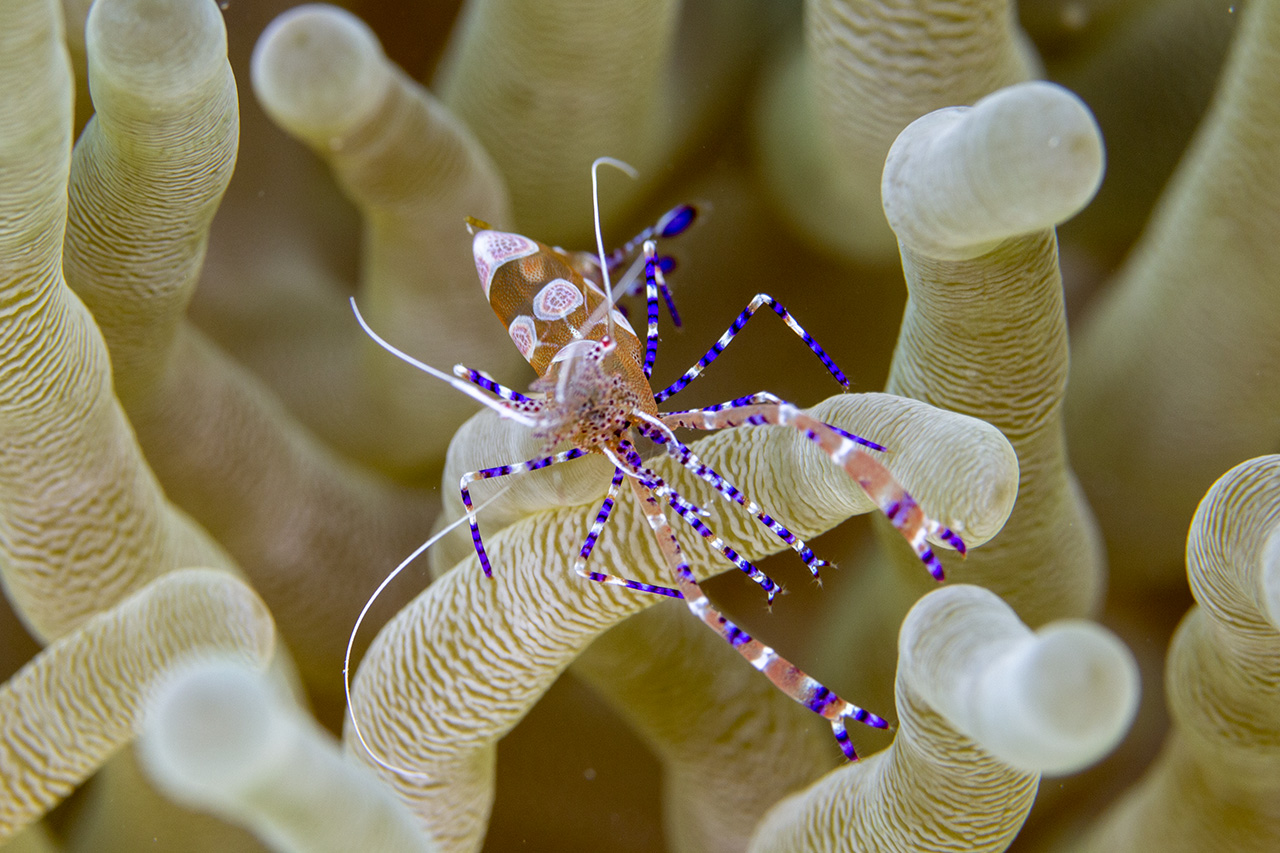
[1077,455,1280,852]
[351,392,1016,853]
[748,584,1138,852]
[0,0,229,641]
[63,0,434,710]
[141,659,436,853]
[252,4,519,472]
[1067,0,1280,585]
[880,81,1107,626]
[0,569,274,842]
[435,0,680,242]
[64,0,237,406]
[754,0,1038,261]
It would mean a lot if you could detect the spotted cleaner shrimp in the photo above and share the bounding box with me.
[345,159,967,769]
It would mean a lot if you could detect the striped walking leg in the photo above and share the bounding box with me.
[663,391,887,452]
[632,422,834,583]
[574,467,682,598]
[640,240,666,378]
[653,294,850,404]
[660,403,967,581]
[460,448,589,577]
[613,441,783,603]
[453,363,537,404]
[625,477,887,760]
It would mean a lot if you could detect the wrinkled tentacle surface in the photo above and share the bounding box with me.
[747,584,1137,853]
[436,0,679,241]
[881,81,1107,626]
[573,601,841,853]
[754,0,1037,261]
[3,0,1265,849]
[1067,0,1280,585]
[0,569,275,842]
[250,4,517,472]
[354,393,1016,851]
[141,659,436,853]
[0,0,231,643]
[57,0,433,716]
[1077,455,1280,852]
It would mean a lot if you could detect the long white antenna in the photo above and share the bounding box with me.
[350,298,536,427]
[343,485,513,780]
[590,157,638,340]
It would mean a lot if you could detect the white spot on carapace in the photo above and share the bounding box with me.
[508,315,538,359]
[473,231,539,298]
[532,278,585,321]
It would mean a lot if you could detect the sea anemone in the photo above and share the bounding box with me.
[0,0,1273,851]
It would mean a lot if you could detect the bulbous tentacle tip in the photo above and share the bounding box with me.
[87,0,228,102]
[973,619,1140,776]
[140,660,285,802]
[902,586,1138,777]
[810,394,1019,551]
[251,3,391,143]
[882,80,1105,260]
[1188,455,1280,632]
[142,659,436,851]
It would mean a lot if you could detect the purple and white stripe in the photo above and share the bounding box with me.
[460,448,589,577]
[454,364,535,404]
[635,423,832,582]
[641,240,663,379]
[572,467,682,598]
[653,294,850,404]
[626,476,887,761]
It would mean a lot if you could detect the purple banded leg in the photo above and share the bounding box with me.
[660,402,967,581]
[634,475,783,605]
[624,255,682,328]
[627,255,683,328]
[619,257,681,321]
[453,363,536,404]
[625,476,887,761]
[605,203,698,273]
[605,207,691,330]
[616,254,680,337]
[656,483,783,604]
[664,391,887,452]
[460,448,589,577]
[641,240,664,378]
[574,468,682,598]
[654,257,682,328]
[632,422,833,583]
[654,294,851,404]
[614,438,782,600]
